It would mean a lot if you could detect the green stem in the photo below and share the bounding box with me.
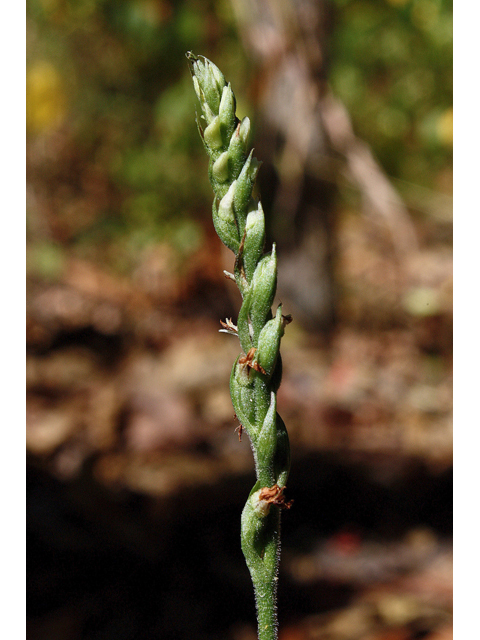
[253,517,280,640]
[255,577,277,640]
[241,493,282,639]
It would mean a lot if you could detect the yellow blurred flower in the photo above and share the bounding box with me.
[437,107,453,147]
[26,61,67,135]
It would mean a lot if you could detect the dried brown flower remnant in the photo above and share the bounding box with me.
[259,484,293,510]
[235,423,244,441]
[219,318,238,335]
[239,347,267,375]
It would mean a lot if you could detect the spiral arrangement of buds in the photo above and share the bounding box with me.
[187,53,291,640]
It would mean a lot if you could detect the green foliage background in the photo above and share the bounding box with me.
[330,0,452,187]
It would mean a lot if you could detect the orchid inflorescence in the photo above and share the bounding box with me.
[187,52,292,640]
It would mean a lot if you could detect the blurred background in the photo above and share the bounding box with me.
[26,1,452,639]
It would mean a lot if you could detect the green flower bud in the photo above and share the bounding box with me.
[256,305,283,378]
[194,58,222,114]
[218,180,236,222]
[187,54,203,77]
[238,116,251,148]
[192,75,202,103]
[250,245,277,342]
[212,151,229,183]
[219,84,236,143]
[256,392,277,486]
[230,356,257,438]
[204,116,223,150]
[227,123,248,182]
[234,151,261,230]
[209,60,226,95]
[212,195,239,253]
[190,57,207,95]
[243,204,266,283]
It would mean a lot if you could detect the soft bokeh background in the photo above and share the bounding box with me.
[26,1,452,639]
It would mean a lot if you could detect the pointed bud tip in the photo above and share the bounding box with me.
[212,151,229,183]
[239,116,251,146]
[204,116,223,149]
[218,181,236,222]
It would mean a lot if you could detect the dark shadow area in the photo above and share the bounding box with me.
[27,452,452,640]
